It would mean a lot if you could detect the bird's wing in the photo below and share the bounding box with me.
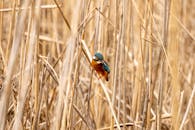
[102,61,110,73]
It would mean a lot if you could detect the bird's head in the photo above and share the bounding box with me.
[93,52,104,61]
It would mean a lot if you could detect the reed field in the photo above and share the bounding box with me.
[0,0,195,130]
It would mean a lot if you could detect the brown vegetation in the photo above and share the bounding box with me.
[0,0,195,130]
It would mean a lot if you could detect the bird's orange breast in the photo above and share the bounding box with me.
[91,60,109,81]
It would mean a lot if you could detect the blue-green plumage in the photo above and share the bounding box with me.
[94,52,104,61]
[103,62,110,73]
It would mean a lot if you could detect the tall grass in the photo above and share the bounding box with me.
[0,0,195,130]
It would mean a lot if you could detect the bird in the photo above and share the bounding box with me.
[91,52,110,81]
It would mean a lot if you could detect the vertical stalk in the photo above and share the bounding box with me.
[169,0,181,129]
[111,0,119,129]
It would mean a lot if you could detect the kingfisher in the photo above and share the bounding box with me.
[91,52,110,81]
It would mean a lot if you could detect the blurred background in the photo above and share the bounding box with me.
[0,0,195,130]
